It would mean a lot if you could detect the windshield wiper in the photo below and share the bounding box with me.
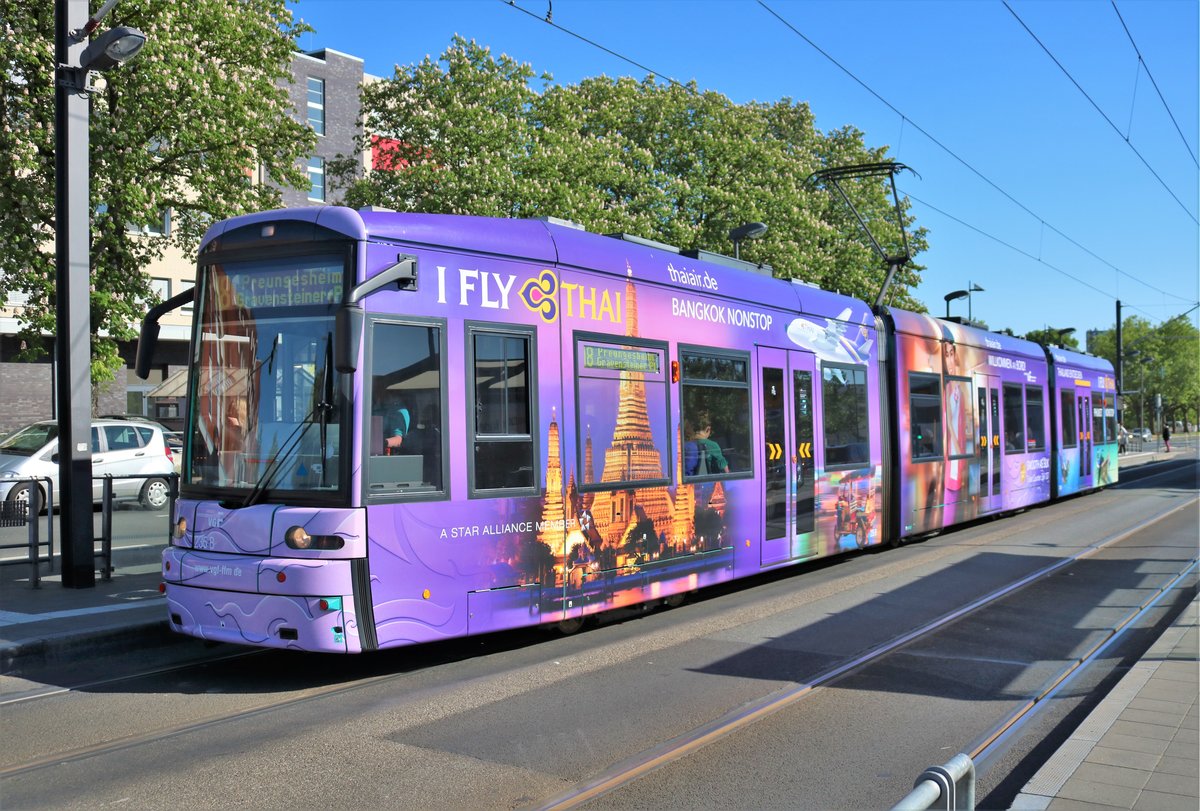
[318,333,333,488]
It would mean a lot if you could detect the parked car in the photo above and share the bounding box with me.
[0,419,176,511]
[1135,427,1153,442]
[100,415,183,474]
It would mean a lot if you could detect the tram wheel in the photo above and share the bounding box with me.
[556,616,586,635]
[663,593,687,608]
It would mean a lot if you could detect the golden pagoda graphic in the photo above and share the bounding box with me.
[535,263,731,587]
[536,408,567,554]
[670,425,696,547]
[582,426,595,508]
[587,272,676,551]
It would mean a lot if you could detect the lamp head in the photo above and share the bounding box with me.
[943,289,970,303]
[729,222,768,243]
[80,26,147,73]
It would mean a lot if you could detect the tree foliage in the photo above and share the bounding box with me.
[332,37,928,308]
[0,0,315,385]
[1090,315,1200,429]
[1022,328,1081,351]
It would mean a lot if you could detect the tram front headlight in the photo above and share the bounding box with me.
[284,526,344,551]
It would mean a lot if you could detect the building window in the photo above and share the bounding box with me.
[307,77,325,136]
[823,363,871,467]
[179,280,194,314]
[150,277,171,303]
[469,326,536,494]
[680,348,751,478]
[307,156,325,202]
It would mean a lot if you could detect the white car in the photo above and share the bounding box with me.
[0,419,176,511]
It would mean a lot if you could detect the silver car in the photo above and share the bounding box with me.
[0,419,176,511]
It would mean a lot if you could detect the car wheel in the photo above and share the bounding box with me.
[6,482,46,515]
[140,477,170,510]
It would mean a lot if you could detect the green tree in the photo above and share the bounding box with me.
[333,38,928,308]
[1022,328,1081,351]
[1090,314,1200,431]
[0,0,315,387]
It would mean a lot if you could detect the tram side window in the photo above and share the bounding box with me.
[909,372,942,461]
[1026,386,1045,451]
[1103,393,1117,443]
[823,363,870,467]
[1061,390,1077,448]
[576,337,669,487]
[680,349,751,478]
[368,321,444,496]
[1092,396,1104,443]
[1003,383,1025,452]
[470,328,536,494]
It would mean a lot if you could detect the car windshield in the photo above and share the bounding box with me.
[188,253,347,498]
[0,424,56,457]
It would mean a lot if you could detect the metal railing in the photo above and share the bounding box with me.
[0,476,55,588]
[1,473,177,586]
[891,754,976,811]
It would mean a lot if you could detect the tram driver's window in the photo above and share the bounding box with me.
[368,321,444,495]
[680,349,751,478]
[470,328,536,494]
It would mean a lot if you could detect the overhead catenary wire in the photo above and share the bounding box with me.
[756,0,1195,304]
[1111,0,1198,168]
[1003,1,1198,226]
[502,0,1194,308]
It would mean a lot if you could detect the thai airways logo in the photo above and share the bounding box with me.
[520,269,559,323]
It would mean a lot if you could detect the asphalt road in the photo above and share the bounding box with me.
[0,459,1196,809]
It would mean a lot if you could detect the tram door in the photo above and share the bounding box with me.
[1078,389,1093,481]
[977,375,1002,512]
[758,347,817,566]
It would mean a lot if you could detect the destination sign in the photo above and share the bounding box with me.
[583,345,660,373]
[222,263,344,309]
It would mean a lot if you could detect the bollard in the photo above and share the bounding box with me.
[100,475,114,581]
[27,482,41,589]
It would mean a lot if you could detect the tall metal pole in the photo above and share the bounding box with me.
[1115,299,1123,429]
[55,0,96,588]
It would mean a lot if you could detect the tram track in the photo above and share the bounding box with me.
[532,493,1198,810]
[1,471,1193,795]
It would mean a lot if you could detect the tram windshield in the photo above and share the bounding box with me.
[187,253,349,501]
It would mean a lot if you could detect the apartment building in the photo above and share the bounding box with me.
[0,47,367,435]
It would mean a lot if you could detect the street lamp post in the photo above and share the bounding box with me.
[943,289,969,319]
[967,282,984,322]
[54,0,146,587]
[1052,327,1076,346]
[729,222,767,260]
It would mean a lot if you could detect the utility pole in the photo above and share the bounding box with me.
[1115,299,1123,427]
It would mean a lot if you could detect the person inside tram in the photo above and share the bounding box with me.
[371,388,410,455]
[684,412,729,475]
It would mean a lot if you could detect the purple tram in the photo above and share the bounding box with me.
[138,207,1115,653]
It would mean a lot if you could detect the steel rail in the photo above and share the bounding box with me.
[534,494,1199,811]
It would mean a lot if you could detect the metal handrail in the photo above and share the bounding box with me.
[891,754,976,811]
[95,472,179,582]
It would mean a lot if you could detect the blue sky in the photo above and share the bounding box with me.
[292,0,1199,341]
